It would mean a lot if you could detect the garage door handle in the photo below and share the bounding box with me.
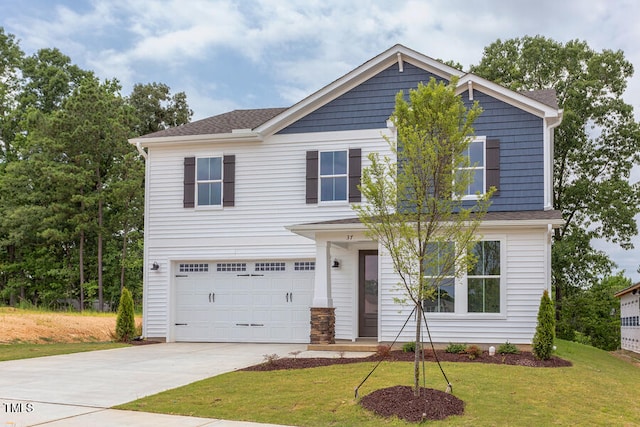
[209,292,215,303]
[175,323,188,326]
[209,293,211,303]
[286,292,289,302]
[290,292,293,302]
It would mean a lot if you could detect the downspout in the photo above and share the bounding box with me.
[543,110,563,210]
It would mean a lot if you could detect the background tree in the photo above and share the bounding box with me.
[0,27,193,309]
[557,274,627,350]
[470,36,640,319]
[128,82,193,135]
[354,77,489,396]
[0,27,24,161]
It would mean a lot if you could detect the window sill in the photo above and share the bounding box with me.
[423,312,506,320]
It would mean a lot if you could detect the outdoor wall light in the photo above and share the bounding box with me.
[151,262,160,271]
[332,259,340,269]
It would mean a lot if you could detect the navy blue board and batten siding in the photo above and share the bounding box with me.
[278,62,545,212]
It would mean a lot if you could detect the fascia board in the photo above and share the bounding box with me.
[615,282,640,298]
[457,75,561,119]
[256,45,464,137]
[129,132,263,148]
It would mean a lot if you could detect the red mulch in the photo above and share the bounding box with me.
[240,349,571,423]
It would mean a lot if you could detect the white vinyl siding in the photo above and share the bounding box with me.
[142,129,392,339]
[378,230,548,345]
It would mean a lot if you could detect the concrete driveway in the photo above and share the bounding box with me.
[0,342,306,426]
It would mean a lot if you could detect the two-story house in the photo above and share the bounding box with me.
[130,45,563,345]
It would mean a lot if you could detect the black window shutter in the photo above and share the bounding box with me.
[486,139,500,195]
[183,157,195,208]
[306,151,318,204]
[349,148,362,202]
[223,155,235,207]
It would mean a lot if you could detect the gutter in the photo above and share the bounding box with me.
[135,141,148,160]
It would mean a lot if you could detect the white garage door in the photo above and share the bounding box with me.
[173,260,314,343]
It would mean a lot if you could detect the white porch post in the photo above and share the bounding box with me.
[312,239,333,307]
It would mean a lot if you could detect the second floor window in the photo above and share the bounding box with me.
[459,139,485,198]
[197,157,222,206]
[320,150,347,202]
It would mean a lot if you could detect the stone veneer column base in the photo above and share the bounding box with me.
[310,307,335,344]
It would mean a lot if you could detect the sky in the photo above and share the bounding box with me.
[1,0,639,282]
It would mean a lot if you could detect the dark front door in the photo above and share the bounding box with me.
[359,250,378,337]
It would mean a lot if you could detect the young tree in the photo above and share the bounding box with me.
[354,77,490,396]
[470,36,640,317]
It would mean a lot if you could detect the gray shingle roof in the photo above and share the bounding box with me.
[296,210,563,226]
[519,89,559,109]
[139,107,288,138]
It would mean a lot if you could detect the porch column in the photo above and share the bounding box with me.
[312,239,333,307]
[310,239,335,344]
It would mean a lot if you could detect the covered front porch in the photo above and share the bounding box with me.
[287,219,380,344]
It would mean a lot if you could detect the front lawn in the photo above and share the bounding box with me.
[118,340,640,426]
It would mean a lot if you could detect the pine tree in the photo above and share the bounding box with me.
[532,290,555,360]
[115,287,136,342]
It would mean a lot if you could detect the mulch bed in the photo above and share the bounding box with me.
[240,349,571,423]
[360,385,465,422]
[241,349,572,371]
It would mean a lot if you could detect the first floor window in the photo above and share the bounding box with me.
[467,240,501,313]
[320,150,347,201]
[197,157,222,206]
[423,242,455,313]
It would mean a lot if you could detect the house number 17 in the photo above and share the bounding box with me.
[346,235,353,240]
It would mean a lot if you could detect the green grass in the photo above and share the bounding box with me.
[118,340,640,426]
[0,342,129,361]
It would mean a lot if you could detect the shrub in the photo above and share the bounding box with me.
[402,341,416,353]
[262,354,280,365]
[445,343,467,354]
[375,344,392,358]
[115,288,136,342]
[532,290,556,360]
[465,344,482,359]
[497,341,520,354]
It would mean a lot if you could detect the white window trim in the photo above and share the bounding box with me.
[459,136,486,201]
[318,149,349,204]
[425,236,506,319]
[195,155,224,209]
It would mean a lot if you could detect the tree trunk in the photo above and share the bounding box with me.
[414,302,422,396]
[79,230,85,311]
[98,195,104,311]
[120,227,128,292]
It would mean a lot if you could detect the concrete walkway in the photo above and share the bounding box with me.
[0,343,312,426]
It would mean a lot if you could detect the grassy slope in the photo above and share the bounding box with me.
[118,340,640,426]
